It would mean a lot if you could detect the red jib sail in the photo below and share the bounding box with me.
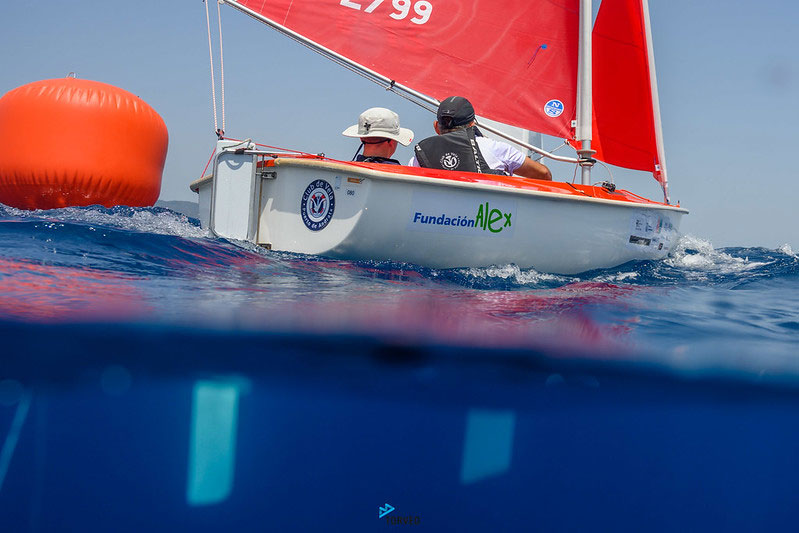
[592,0,665,185]
[236,0,579,138]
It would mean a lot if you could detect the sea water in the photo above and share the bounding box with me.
[1,204,798,531]
[1,204,795,358]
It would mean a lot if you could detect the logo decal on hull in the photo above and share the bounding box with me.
[301,179,335,231]
[627,212,675,251]
[407,190,516,238]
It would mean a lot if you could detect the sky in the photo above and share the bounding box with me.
[1,1,797,249]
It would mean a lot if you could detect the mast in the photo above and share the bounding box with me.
[575,0,594,184]
[641,0,670,204]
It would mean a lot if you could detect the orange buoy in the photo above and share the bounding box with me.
[0,77,168,210]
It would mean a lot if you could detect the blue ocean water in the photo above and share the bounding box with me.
[1,204,798,531]
[0,203,795,359]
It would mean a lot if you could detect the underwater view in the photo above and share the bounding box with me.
[3,0,799,528]
[1,204,798,531]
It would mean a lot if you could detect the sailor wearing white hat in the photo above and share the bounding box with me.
[342,107,414,165]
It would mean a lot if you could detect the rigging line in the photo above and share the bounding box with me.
[386,84,438,115]
[532,140,569,162]
[592,159,616,185]
[311,49,438,115]
[221,2,441,123]
[228,4,403,92]
[285,32,439,115]
[199,146,216,180]
[204,0,219,135]
[221,136,315,156]
[216,0,226,134]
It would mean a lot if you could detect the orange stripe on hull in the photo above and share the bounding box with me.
[262,156,677,208]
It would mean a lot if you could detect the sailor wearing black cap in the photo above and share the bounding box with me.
[410,96,552,180]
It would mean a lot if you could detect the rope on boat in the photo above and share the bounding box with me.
[531,139,569,163]
[204,0,219,135]
[592,160,616,186]
[571,155,616,186]
[216,0,226,135]
[204,0,226,137]
[199,146,216,180]
[198,137,320,182]
[221,136,320,157]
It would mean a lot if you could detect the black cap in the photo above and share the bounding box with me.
[436,96,475,129]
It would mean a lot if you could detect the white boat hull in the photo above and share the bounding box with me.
[192,143,686,275]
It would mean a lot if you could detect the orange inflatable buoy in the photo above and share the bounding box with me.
[0,77,168,210]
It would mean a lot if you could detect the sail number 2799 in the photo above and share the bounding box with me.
[339,0,433,25]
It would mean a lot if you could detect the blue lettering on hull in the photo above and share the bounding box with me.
[412,212,476,228]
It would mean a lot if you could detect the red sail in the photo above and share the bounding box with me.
[592,0,662,180]
[237,0,579,138]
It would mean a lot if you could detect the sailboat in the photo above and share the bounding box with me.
[191,0,687,274]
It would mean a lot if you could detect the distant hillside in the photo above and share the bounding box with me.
[155,200,199,219]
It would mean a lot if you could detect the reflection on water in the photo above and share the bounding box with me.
[0,258,148,321]
[0,219,642,352]
[1,205,797,358]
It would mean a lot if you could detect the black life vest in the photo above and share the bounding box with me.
[354,154,401,165]
[414,127,504,174]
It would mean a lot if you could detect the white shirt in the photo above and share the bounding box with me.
[408,136,526,175]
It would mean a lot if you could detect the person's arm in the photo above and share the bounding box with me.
[515,157,552,181]
[487,138,552,180]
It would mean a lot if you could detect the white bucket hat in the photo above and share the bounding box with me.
[342,107,414,146]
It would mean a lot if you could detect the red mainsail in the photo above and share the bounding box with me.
[236,0,579,138]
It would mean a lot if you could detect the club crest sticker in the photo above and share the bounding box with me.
[440,152,460,170]
[301,179,335,231]
[544,99,564,118]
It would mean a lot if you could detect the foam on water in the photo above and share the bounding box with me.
[778,243,797,258]
[0,204,209,239]
[453,263,571,288]
[588,271,640,283]
[423,234,786,290]
[665,234,769,274]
